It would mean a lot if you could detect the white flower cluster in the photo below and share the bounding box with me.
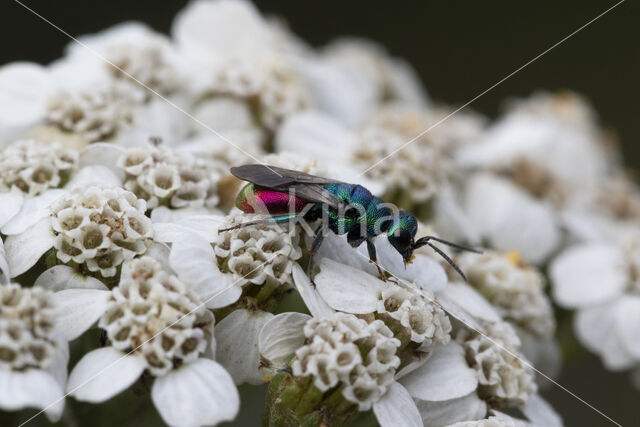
[105,43,182,97]
[292,313,400,410]
[210,59,310,131]
[51,186,153,278]
[461,322,537,407]
[0,139,77,196]
[377,287,451,345]
[214,212,302,288]
[458,251,555,339]
[0,283,58,370]
[99,256,208,375]
[352,107,482,203]
[118,143,220,209]
[47,82,143,143]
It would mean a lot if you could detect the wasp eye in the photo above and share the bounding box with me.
[395,228,411,246]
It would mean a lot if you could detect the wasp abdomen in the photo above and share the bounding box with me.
[235,183,310,215]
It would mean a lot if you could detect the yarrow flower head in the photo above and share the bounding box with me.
[292,312,401,410]
[0,139,77,196]
[62,255,239,426]
[0,283,68,421]
[214,211,302,289]
[376,286,452,346]
[51,186,153,279]
[47,81,143,143]
[98,256,209,375]
[117,143,220,209]
[460,322,537,408]
[458,251,555,339]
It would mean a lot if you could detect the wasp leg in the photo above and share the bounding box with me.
[366,239,387,281]
[307,226,325,281]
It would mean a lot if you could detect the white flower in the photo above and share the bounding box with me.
[259,311,424,426]
[59,256,239,426]
[4,185,154,279]
[47,81,144,143]
[401,322,559,427]
[550,234,640,375]
[461,172,561,265]
[117,143,220,209]
[458,251,555,339]
[0,139,77,234]
[0,283,69,422]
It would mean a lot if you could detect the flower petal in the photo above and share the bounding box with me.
[35,265,108,291]
[259,312,310,369]
[521,393,563,427]
[67,165,123,189]
[0,368,64,422]
[441,281,501,322]
[276,111,351,164]
[51,289,111,341]
[550,244,626,308]
[315,257,389,314]
[373,383,422,427]
[1,189,63,235]
[46,341,70,389]
[215,309,273,385]
[151,359,239,427]
[5,217,55,277]
[414,391,487,427]
[0,62,52,128]
[616,295,640,359]
[465,174,559,264]
[78,143,125,177]
[400,341,478,401]
[0,189,23,228]
[169,235,241,308]
[0,238,9,284]
[574,302,635,371]
[292,263,335,318]
[153,215,224,243]
[67,347,145,402]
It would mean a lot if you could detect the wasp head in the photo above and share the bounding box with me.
[387,211,418,265]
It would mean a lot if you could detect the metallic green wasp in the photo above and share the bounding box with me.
[224,164,480,280]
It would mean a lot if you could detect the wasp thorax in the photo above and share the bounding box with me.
[0,284,58,371]
[99,256,209,376]
[292,313,400,411]
[51,186,153,279]
[0,139,78,196]
[117,144,219,209]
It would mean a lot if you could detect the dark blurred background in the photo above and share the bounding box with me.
[1,1,638,426]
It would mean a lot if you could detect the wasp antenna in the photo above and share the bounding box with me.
[414,235,482,254]
[426,242,468,282]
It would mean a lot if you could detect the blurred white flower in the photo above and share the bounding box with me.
[402,322,560,427]
[56,256,239,426]
[550,234,640,375]
[0,139,77,234]
[0,284,69,421]
[457,250,560,377]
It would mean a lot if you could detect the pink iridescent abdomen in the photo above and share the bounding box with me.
[236,183,309,214]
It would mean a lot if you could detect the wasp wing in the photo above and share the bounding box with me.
[231,164,342,186]
[231,164,347,208]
